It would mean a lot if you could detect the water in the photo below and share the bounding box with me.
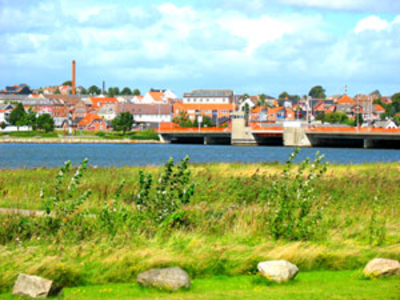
[0,144,399,169]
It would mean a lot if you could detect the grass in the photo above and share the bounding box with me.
[1,129,160,141]
[0,161,399,295]
[0,130,59,138]
[1,271,399,300]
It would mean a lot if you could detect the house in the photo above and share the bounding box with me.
[373,119,398,129]
[182,90,234,104]
[118,103,172,128]
[88,97,118,110]
[4,84,32,95]
[59,85,72,95]
[173,103,235,124]
[98,103,118,121]
[239,98,257,112]
[250,106,268,121]
[77,113,107,131]
[266,107,295,122]
[141,89,177,104]
[131,95,145,104]
[0,104,14,124]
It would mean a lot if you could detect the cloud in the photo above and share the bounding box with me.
[276,0,400,13]
[354,16,390,33]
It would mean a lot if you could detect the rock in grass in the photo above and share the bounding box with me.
[12,273,62,298]
[363,258,400,278]
[257,260,299,283]
[137,267,190,291]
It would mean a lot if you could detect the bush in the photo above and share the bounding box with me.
[96,131,106,137]
[266,149,329,241]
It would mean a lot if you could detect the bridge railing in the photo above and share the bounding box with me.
[306,127,400,134]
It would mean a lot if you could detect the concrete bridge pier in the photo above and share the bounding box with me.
[158,134,171,144]
[363,138,375,149]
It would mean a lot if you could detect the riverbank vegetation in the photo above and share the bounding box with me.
[0,152,399,294]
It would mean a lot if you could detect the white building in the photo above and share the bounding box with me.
[118,104,172,126]
[141,89,177,104]
[183,89,233,104]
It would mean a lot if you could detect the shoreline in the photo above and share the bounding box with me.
[0,138,164,144]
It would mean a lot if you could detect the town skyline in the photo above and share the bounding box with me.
[1,0,399,97]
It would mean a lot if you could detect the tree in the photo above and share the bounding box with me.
[259,94,266,107]
[108,87,120,97]
[121,87,132,95]
[62,80,72,86]
[78,87,87,95]
[54,89,61,94]
[9,103,27,127]
[279,91,290,99]
[308,85,326,99]
[112,112,134,134]
[36,114,55,132]
[132,89,141,96]
[194,115,214,128]
[391,93,400,113]
[0,122,6,129]
[88,85,101,95]
[26,108,37,130]
[173,111,193,128]
[370,90,381,97]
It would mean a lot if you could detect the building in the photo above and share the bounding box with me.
[141,89,177,104]
[182,90,234,104]
[4,84,32,95]
[173,103,235,124]
[77,113,107,131]
[98,104,118,121]
[0,104,14,124]
[118,103,172,128]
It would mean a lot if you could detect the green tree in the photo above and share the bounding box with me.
[0,122,6,129]
[259,94,266,107]
[26,108,37,130]
[194,115,214,128]
[173,111,193,128]
[79,87,87,94]
[88,85,101,95]
[62,80,72,86]
[36,114,55,132]
[391,93,400,113]
[54,89,61,94]
[112,112,134,134]
[9,103,27,127]
[279,91,290,99]
[132,89,141,96]
[108,87,120,97]
[370,90,381,97]
[308,85,326,99]
[121,87,132,95]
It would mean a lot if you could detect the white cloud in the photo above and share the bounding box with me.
[354,16,390,34]
[277,0,400,12]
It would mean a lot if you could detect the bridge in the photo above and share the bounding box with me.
[157,113,400,148]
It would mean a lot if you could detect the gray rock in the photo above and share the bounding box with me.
[257,260,299,283]
[12,273,62,299]
[363,258,400,278]
[137,267,190,291]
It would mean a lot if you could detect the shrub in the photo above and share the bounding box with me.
[266,149,329,241]
[134,156,196,224]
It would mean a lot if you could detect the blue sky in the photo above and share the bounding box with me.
[0,0,399,97]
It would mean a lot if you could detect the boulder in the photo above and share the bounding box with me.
[257,260,299,283]
[137,267,190,291]
[363,258,400,278]
[12,273,62,298]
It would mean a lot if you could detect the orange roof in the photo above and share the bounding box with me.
[374,104,385,112]
[251,106,267,113]
[336,94,355,104]
[149,91,164,101]
[78,113,103,126]
[90,97,118,109]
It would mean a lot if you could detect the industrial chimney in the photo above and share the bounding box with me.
[72,60,76,95]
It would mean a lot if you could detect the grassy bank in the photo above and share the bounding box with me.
[0,129,159,141]
[1,271,399,300]
[0,156,399,294]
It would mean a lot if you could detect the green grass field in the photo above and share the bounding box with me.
[0,158,399,298]
[1,271,399,300]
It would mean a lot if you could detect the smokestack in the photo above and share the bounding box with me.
[72,60,76,95]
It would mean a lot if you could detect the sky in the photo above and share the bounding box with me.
[0,0,399,98]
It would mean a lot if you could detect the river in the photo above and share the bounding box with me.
[0,144,399,169]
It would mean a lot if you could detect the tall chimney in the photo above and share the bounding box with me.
[72,60,76,95]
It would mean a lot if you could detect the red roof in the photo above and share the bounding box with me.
[149,92,164,101]
[336,94,356,104]
[90,97,118,109]
[374,104,385,112]
[78,113,103,126]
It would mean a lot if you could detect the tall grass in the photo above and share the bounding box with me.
[0,153,399,291]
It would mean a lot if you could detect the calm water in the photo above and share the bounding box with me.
[0,144,399,169]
